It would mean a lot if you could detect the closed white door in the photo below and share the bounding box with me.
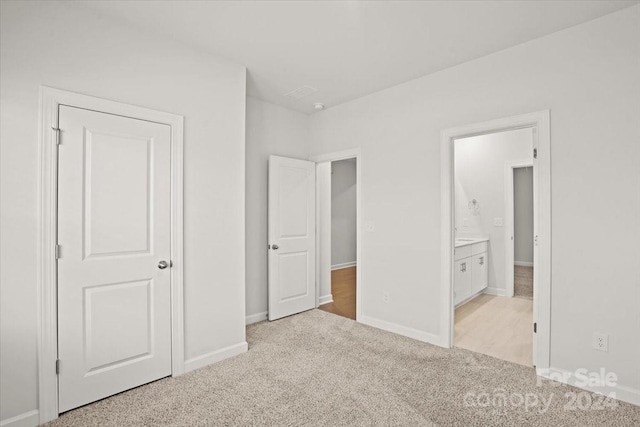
[268,155,316,320]
[57,106,172,412]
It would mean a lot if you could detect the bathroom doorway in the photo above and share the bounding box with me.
[441,110,551,370]
[451,128,534,366]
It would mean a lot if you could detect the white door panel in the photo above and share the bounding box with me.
[57,106,172,412]
[532,148,539,366]
[84,131,151,257]
[268,156,316,320]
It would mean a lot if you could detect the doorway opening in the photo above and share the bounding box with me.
[511,165,534,301]
[318,158,357,320]
[311,149,362,322]
[440,110,551,372]
[266,149,361,322]
[452,128,534,366]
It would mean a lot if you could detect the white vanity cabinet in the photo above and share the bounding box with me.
[453,239,488,306]
[454,258,472,306]
[471,253,488,294]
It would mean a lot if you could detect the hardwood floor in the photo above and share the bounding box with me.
[321,267,532,366]
[319,266,356,320]
[454,293,533,366]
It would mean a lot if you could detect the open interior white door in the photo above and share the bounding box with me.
[532,138,539,367]
[57,105,172,412]
[268,155,316,321]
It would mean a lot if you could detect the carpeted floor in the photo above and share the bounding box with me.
[49,309,640,426]
[514,266,533,299]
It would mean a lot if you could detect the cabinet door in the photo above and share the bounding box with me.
[454,259,472,306]
[471,253,488,294]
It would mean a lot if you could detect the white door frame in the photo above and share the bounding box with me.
[37,86,184,423]
[315,162,333,306]
[440,110,551,370]
[310,148,362,321]
[505,160,534,298]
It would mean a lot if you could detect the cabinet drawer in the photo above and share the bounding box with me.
[454,245,471,261]
[471,242,487,255]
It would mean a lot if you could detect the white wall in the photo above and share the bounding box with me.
[455,128,532,292]
[514,167,534,264]
[310,6,640,398]
[0,2,247,423]
[245,97,310,322]
[331,159,357,267]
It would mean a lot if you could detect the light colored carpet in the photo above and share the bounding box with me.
[514,266,533,299]
[49,309,640,426]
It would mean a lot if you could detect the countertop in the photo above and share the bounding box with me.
[454,237,489,248]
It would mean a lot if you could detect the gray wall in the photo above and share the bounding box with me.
[514,167,534,264]
[331,159,357,266]
[454,129,533,292]
[309,7,640,393]
[1,2,247,422]
[245,97,310,321]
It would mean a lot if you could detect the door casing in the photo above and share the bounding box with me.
[440,110,551,371]
[310,148,362,321]
[37,86,184,423]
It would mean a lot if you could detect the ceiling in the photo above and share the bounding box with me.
[83,1,638,114]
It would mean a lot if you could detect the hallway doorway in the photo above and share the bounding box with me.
[316,157,358,321]
[319,266,356,320]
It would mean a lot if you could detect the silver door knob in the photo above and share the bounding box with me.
[272,244,279,250]
[158,260,169,269]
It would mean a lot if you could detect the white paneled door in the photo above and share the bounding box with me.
[268,156,316,320]
[57,106,172,412]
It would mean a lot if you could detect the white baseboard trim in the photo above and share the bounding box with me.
[537,367,640,407]
[245,311,268,325]
[319,294,333,305]
[331,261,356,271]
[515,261,534,267]
[483,287,508,297]
[184,341,248,373]
[359,315,444,348]
[0,410,39,427]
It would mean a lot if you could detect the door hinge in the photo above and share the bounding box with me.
[533,148,537,159]
[52,127,60,145]
[533,322,537,333]
[55,244,61,260]
[55,359,60,375]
